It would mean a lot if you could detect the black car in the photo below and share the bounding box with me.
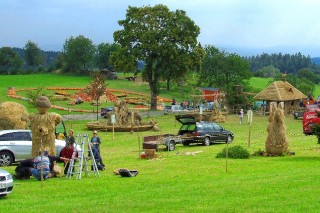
[101,107,114,116]
[176,115,234,146]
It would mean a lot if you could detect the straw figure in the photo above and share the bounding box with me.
[29,96,62,157]
[265,103,289,155]
[208,100,226,123]
[0,102,29,130]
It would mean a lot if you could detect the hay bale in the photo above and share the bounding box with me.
[0,102,29,130]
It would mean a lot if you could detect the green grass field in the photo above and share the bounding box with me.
[1,74,320,212]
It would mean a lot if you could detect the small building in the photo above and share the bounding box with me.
[254,81,307,114]
[200,87,224,101]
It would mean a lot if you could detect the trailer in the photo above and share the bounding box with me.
[142,134,183,151]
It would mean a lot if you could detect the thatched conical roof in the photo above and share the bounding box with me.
[254,81,307,101]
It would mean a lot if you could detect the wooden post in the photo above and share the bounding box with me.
[247,109,253,147]
[137,130,141,159]
[131,111,134,133]
[112,123,114,140]
[111,114,116,140]
[226,142,229,173]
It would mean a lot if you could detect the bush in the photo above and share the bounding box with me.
[216,145,250,159]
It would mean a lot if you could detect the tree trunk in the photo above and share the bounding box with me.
[146,60,159,110]
[166,78,170,90]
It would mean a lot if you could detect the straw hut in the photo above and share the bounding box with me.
[254,81,307,114]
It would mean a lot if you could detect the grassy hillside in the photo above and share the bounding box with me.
[247,77,272,91]
[0,74,195,113]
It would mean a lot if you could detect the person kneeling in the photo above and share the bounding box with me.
[31,151,50,181]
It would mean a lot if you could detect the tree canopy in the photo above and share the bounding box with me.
[96,43,120,70]
[0,47,24,74]
[199,45,251,92]
[24,40,45,67]
[112,4,203,109]
[62,35,96,73]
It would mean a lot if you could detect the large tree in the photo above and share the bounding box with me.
[200,45,251,93]
[96,43,120,70]
[24,40,45,67]
[63,35,96,73]
[0,47,24,74]
[112,4,203,109]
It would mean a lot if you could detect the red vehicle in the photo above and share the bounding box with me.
[302,107,320,135]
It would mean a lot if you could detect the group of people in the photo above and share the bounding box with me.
[14,129,105,181]
[171,98,191,109]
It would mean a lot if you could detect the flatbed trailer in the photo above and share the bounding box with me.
[142,134,183,151]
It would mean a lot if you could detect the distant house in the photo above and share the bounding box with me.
[200,87,224,101]
[254,81,307,114]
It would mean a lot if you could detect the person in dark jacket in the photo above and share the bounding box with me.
[89,143,105,170]
[66,129,75,147]
[14,159,33,180]
[90,130,101,153]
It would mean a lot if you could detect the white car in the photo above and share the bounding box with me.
[164,105,188,115]
[0,169,13,197]
[0,129,76,166]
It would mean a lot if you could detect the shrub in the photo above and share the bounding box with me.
[216,145,250,159]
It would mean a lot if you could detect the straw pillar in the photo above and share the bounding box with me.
[265,103,289,155]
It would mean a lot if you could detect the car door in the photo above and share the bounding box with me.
[12,131,32,161]
[0,132,15,153]
[205,123,217,142]
[213,123,227,141]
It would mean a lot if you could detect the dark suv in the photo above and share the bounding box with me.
[176,115,234,146]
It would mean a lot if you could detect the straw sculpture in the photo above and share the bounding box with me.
[265,103,289,155]
[29,96,62,157]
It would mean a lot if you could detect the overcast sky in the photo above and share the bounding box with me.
[1,0,319,56]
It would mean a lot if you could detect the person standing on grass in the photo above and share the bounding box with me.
[91,130,101,153]
[239,109,244,125]
[66,129,75,147]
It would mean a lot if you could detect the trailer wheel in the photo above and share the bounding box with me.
[182,141,190,146]
[167,141,175,151]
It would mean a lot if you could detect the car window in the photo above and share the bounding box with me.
[196,124,204,131]
[0,133,14,141]
[180,125,189,130]
[187,124,196,131]
[213,123,223,131]
[13,132,31,141]
[165,106,172,110]
[205,124,214,131]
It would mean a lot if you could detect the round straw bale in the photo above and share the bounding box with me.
[0,102,29,130]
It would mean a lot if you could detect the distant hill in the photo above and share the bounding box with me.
[312,57,320,65]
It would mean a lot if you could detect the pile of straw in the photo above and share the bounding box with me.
[0,102,29,130]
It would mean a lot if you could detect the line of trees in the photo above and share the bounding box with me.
[245,52,317,74]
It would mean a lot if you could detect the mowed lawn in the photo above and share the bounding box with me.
[1,114,320,213]
[1,74,320,212]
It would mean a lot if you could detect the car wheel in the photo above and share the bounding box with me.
[0,151,14,166]
[166,141,175,151]
[0,194,7,197]
[227,135,233,143]
[204,137,210,146]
